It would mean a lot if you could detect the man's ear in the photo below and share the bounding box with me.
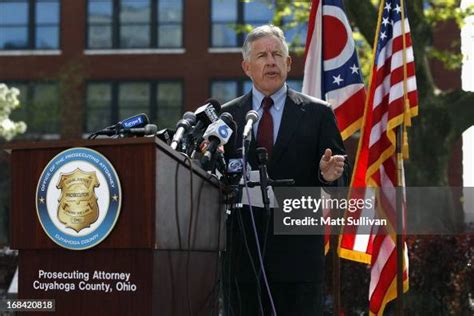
[286,55,292,72]
[242,60,251,77]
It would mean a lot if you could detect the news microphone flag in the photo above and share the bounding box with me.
[338,0,418,314]
[302,0,366,141]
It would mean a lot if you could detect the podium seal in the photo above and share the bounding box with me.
[36,147,122,250]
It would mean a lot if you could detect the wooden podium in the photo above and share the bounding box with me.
[7,137,225,315]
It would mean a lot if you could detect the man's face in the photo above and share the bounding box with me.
[242,35,292,96]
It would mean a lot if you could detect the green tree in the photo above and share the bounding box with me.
[0,84,26,141]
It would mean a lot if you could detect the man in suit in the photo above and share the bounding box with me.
[221,24,348,315]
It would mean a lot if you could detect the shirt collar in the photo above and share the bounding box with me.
[252,84,287,112]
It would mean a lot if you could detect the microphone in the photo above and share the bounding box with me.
[227,158,251,176]
[243,110,259,140]
[189,99,222,155]
[105,113,149,130]
[200,113,236,170]
[170,111,197,150]
[156,128,175,145]
[93,124,158,137]
[193,99,221,133]
[121,113,149,129]
[226,147,244,173]
[89,113,151,139]
[121,124,158,137]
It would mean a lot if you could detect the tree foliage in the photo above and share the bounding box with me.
[0,84,26,141]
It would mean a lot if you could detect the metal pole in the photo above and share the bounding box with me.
[331,233,341,315]
[395,125,404,316]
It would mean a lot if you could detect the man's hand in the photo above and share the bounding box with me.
[319,148,345,182]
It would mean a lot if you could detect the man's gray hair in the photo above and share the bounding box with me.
[242,24,289,60]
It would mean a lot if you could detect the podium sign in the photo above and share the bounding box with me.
[8,137,225,315]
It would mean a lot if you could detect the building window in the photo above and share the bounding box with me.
[7,82,60,135]
[86,0,183,49]
[0,0,60,50]
[211,79,303,104]
[210,0,306,48]
[86,81,183,132]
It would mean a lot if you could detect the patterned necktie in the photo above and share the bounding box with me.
[257,96,274,157]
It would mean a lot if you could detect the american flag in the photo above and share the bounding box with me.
[338,0,418,314]
[302,0,366,141]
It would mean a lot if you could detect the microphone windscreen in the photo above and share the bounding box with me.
[183,111,197,125]
[219,112,234,125]
[245,110,259,122]
[175,119,192,130]
[145,124,158,135]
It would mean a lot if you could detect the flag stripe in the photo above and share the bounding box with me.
[373,62,416,108]
[369,90,417,148]
[333,87,366,130]
[369,234,394,295]
[370,245,397,311]
[377,34,413,73]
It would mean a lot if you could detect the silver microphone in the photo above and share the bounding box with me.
[242,110,259,140]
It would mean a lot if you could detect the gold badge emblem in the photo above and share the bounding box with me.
[56,168,100,232]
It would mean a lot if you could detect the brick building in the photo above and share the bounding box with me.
[0,0,465,180]
[0,0,306,139]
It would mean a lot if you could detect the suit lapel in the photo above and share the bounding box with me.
[270,88,305,165]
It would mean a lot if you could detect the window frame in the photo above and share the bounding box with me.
[85,79,184,133]
[4,80,61,137]
[208,0,306,49]
[85,0,184,49]
[0,0,61,50]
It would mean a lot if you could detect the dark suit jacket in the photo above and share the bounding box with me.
[221,87,349,283]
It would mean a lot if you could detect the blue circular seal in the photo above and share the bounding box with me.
[35,147,122,250]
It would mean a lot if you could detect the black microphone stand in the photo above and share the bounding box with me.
[256,147,271,212]
[244,147,295,212]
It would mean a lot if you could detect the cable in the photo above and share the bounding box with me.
[181,154,194,316]
[212,177,225,315]
[223,153,265,315]
[182,154,224,316]
[241,138,277,316]
[164,144,222,315]
[258,208,272,281]
[174,161,183,250]
[236,200,265,315]
[222,200,235,316]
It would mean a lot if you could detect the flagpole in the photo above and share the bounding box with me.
[331,233,341,315]
[331,189,343,316]
[396,1,410,315]
[395,125,404,316]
